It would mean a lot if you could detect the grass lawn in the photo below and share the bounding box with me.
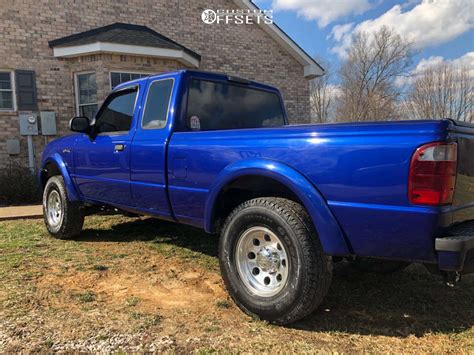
[0,215,473,352]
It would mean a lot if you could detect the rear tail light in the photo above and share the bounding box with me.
[408,142,458,206]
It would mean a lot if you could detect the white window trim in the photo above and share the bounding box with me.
[74,71,97,116]
[0,70,17,112]
[109,71,152,90]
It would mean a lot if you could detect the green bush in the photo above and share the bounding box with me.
[0,165,41,205]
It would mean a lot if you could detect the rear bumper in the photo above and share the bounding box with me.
[436,220,474,273]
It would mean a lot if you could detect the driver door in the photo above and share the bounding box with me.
[73,85,139,206]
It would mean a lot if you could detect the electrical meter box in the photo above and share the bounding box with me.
[40,111,57,135]
[19,113,39,135]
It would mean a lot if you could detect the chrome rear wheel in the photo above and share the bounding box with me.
[219,197,332,324]
[235,226,289,297]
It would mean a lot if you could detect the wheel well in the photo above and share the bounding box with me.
[40,161,61,189]
[212,175,304,233]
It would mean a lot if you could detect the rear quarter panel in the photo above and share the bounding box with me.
[168,120,450,262]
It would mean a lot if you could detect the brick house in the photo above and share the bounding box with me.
[0,0,323,171]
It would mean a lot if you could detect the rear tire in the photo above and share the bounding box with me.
[219,197,332,325]
[43,176,84,239]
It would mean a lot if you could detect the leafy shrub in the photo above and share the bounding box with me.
[0,165,41,205]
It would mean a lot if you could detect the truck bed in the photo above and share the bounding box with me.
[168,119,472,262]
[450,120,474,224]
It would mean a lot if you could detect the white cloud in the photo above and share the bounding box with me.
[396,52,474,86]
[328,23,355,58]
[414,52,474,76]
[271,0,373,28]
[330,23,354,42]
[330,0,474,58]
[413,56,445,72]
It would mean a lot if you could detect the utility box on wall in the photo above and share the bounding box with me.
[40,111,57,135]
[6,139,20,155]
[19,113,39,135]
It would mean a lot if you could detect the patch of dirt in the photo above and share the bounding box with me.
[1,216,473,352]
[8,241,247,352]
[36,248,227,315]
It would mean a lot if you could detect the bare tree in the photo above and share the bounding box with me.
[310,73,331,123]
[337,26,412,122]
[310,60,337,123]
[405,64,473,122]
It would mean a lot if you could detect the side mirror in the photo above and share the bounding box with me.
[69,116,91,133]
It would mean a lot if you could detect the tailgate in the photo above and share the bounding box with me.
[451,120,474,223]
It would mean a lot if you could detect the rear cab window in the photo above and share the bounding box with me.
[141,78,174,129]
[186,78,286,131]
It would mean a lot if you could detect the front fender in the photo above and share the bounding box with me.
[41,153,80,201]
[204,159,351,255]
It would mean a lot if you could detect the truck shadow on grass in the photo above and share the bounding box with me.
[78,217,474,338]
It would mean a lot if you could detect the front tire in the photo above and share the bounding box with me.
[43,175,84,239]
[219,197,332,325]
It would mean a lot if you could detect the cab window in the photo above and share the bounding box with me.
[94,87,137,133]
[186,79,285,131]
[142,79,174,129]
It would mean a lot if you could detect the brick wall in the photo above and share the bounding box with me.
[0,0,311,170]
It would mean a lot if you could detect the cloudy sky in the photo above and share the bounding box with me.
[253,0,473,76]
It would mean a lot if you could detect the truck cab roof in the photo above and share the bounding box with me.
[112,69,280,94]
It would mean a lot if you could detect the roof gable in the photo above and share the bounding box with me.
[49,23,201,67]
[48,9,324,79]
[233,0,324,78]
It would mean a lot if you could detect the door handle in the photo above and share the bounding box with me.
[114,144,125,152]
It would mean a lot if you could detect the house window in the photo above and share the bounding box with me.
[110,72,149,89]
[0,71,15,110]
[75,72,97,119]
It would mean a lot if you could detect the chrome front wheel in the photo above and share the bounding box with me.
[235,226,289,297]
[46,189,62,227]
[43,175,84,239]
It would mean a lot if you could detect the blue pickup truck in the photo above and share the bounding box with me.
[40,70,474,324]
